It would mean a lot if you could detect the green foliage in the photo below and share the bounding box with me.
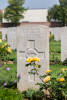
[37,70,67,100]
[0,34,16,63]
[0,37,17,88]
[47,5,61,22]
[23,89,36,100]
[5,50,17,63]
[0,12,3,23]
[23,89,44,100]
[50,40,61,64]
[0,39,17,88]
[62,58,67,65]
[26,57,41,81]
[0,88,23,100]
[25,56,67,100]
[0,40,11,62]
[4,0,26,25]
[59,0,67,6]
[50,64,67,77]
[48,0,67,26]
[59,0,67,26]
[49,33,54,41]
[0,64,17,88]
[8,0,25,5]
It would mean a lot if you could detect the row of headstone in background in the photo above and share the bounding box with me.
[7,27,17,50]
[17,25,49,91]
[1,27,65,49]
[61,27,67,61]
[50,27,65,41]
[2,27,17,50]
[2,28,7,40]
[51,27,67,61]
[2,26,67,62]
[2,27,67,48]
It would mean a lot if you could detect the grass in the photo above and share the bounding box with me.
[6,50,17,63]
[0,88,23,100]
[50,40,61,61]
[50,64,67,77]
[0,34,17,88]
[0,52,17,88]
[50,40,67,76]
[0,64,17,85]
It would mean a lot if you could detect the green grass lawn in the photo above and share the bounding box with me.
[50,40,67,76]
[0,64,17,85]
[50,40,61,61]
[50,64,67,76]
[0,50,17,88]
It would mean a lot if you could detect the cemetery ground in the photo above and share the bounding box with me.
[0,33,67,100]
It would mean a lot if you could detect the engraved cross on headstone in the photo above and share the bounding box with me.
[24,40,45,82]
[25,40,45,59]
[19,40,45,82]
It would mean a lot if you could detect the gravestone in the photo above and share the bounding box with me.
[7,27,17,50]
[17,24,49,91]
[50,27,63,41]
[2,28,8,40]
[61,27,67,61]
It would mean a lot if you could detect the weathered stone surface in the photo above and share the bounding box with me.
[2,28,8,40]
[50,27,63,41]
[7,27,17,50]
[2,27,17,50]
[17,24,49,91]
[61,27,67,61]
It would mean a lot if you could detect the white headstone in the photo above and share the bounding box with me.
[50,27,63,41]
[7,27,17,50]
[17,24,49,91]
[61,27,67,61]
[2,28,8,40]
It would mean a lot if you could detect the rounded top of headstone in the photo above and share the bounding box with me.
[17,24,49,34]
[17,24,49,29]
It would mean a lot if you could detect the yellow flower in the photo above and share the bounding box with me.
[1,45,5,48]
[4,43,8,46]
[32,57,40,62]
[45,69,52,74]
[61,68,67,73]
[43,76,50,83]
[0,39,2,43]
[57,78,65,82]
[26,57,33,63]
[61,68,65,73]
[7,47,12,53]
[64,68,67,70]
